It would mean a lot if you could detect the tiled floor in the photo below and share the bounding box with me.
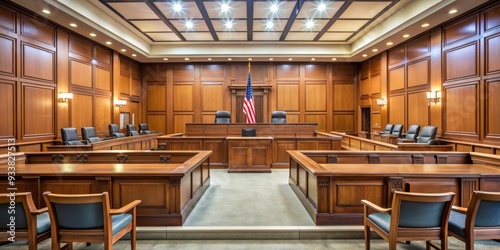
[3,169,500,249]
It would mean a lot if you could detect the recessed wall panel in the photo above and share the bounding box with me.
[0,82,15,138]
[23,85,54,137]
[446,84,477,133]
[202,84,223,111]
[70,60,92,88]
[173,85,193,111]
[306,84,326,111]
[408,59,429,88]
[389,67,404,91]
[277,84,299,111]
[147,85,165,111]
[333,84,354,111]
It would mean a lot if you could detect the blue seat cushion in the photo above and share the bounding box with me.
[368,213,391,233]
[448,210,466,238]
[37,212,51,234]
[111,213,132,235]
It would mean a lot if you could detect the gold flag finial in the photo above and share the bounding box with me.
[248,62,251,72]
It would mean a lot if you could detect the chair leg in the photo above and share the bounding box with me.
[364,225,370,250]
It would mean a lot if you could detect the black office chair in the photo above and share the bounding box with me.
[81,127,100,144]
[108,124,125,138]
[61,127,84,145]
[126,124,139,136]
[271,111,287,123]
[398,124,421,143]
[139,123,152,134]
[214,110,231,124]
[391,124,403,137]
[383,124,394,134]
[417,126,438,144]
[241,128,256,137]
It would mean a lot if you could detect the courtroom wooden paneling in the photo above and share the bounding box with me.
[71,93,93,132]
[333,84,354,111]
[95,67,111,91]
[485,35,500,74]
[23,84,54,139]
[389,66,404,91]
[23,44,54,83]
[94,96,112,135]
[388,94,404,125]
[407,91,429,128]
[485,79,500,142]
[444,43,478,81]
[277,83,300,111]
[407,59,429,88]
[444,83,478,139]
[443,15,479,46]
[0,81,15,139]
[0,35,15,76]
[173,85,193,111]
[70,60,92,88]
[20,14,55,47]
[202,84,223,111]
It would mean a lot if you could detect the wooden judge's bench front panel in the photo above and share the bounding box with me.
[158,123,342,168]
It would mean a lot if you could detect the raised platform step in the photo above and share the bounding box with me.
[136,226,367,240]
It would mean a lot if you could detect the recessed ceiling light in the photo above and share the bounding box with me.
[386,42,393,46]
[208,58,212,61]
[228,58,232,61]
[270,4,278,13]
[266,20,274,29]
[42,9,50,14]
[173,3,182,12]
[90,33,96,37]
[225,20,233,29]
[288,58,293,61]
[105,41,112,45]
[269,58,274,61]
[163,58,168,61]
[311,58,315,61]
[248,58,252,61]
[403,34,410,38]
[362,54,367,57]
[120,49,126,52]
[422,23,430,28]
[372,49,378,52]
[332,58,337,61]
[317,3,326,11]
[184,58,189,61]
[132,54,136,57]
[70,23,77,27]
[449,9,458,14]
[186,20,194,29]
[305,20,315,29]
[221,3,230,12]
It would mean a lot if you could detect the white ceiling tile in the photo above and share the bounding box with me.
[253,19,288,32]
[212,20,246,32]
[253,32,282,41]
[285,32,317,41]
[329,20,369,32]
[319,32,353,41]
[204,1,247,19]
[147,33,182,41]
[155,2,203,19]
[170,19,209,32]
[108,2,158,19]
[181,32,214,41]
[131,20,171,32]
[297,1,345,19]
[340,2,392,19]
[290,19,330,32]
[253,1,295,19]
[217,32,247,41]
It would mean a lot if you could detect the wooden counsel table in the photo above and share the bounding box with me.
[227,136,273,173]
[0,150,211,226]
[288,150,500,226]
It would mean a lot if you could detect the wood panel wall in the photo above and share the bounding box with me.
[142,63,357,134]
[0,2,141,153]
[363,1,500,146]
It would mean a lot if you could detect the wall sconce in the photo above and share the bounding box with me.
[115,99,127,108]
[426,91,441,105]
[58,92,73,103]
[376,98,387,107]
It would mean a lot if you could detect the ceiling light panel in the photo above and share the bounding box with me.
[108,2,158,19]
[290,19,330,32]
[212,20,246,32]
[253,19,288,32]
[155,2,203,19]
[204,1,247,19]
[328,20,369,32]
[170,19,209,32]
[131,20,172,32]
[296,1,344,19]
[253,1,295,19]
[339,1,392,19]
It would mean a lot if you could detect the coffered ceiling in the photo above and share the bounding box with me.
[9,0,489,62]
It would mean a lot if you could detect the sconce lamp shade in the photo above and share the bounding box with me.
[115,99,127,108]
[376,98,387,107]
[59,92,73,103]
[426,91,441,105]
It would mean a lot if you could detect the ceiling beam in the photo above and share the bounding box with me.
[144,0,185,41]
[279,0,306,41]
[247,0,254,41]
[195,0,219,41]
[314,0,354,41]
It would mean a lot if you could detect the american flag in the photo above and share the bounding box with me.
[243,71,256,124]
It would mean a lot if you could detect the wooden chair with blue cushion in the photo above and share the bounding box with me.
[447,191,500,250]
[43,191,141,250]
[362,191,455,250]
[0,192,51,250]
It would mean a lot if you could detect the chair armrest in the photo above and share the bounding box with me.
[361,200,391,214]
[451,205,467,214]
[110,200,141,215]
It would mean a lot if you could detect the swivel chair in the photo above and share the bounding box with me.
[397,125,420,143]
[109,124,125,138]
[391,124,403,137]
[61,127,84,145]
[214,110,231,124]
[271,111,287,123]
[126,124,139,136]
[81,127,100,144]
[139,123,152,134]
[241,128,256,137]
[417,126,438,144]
